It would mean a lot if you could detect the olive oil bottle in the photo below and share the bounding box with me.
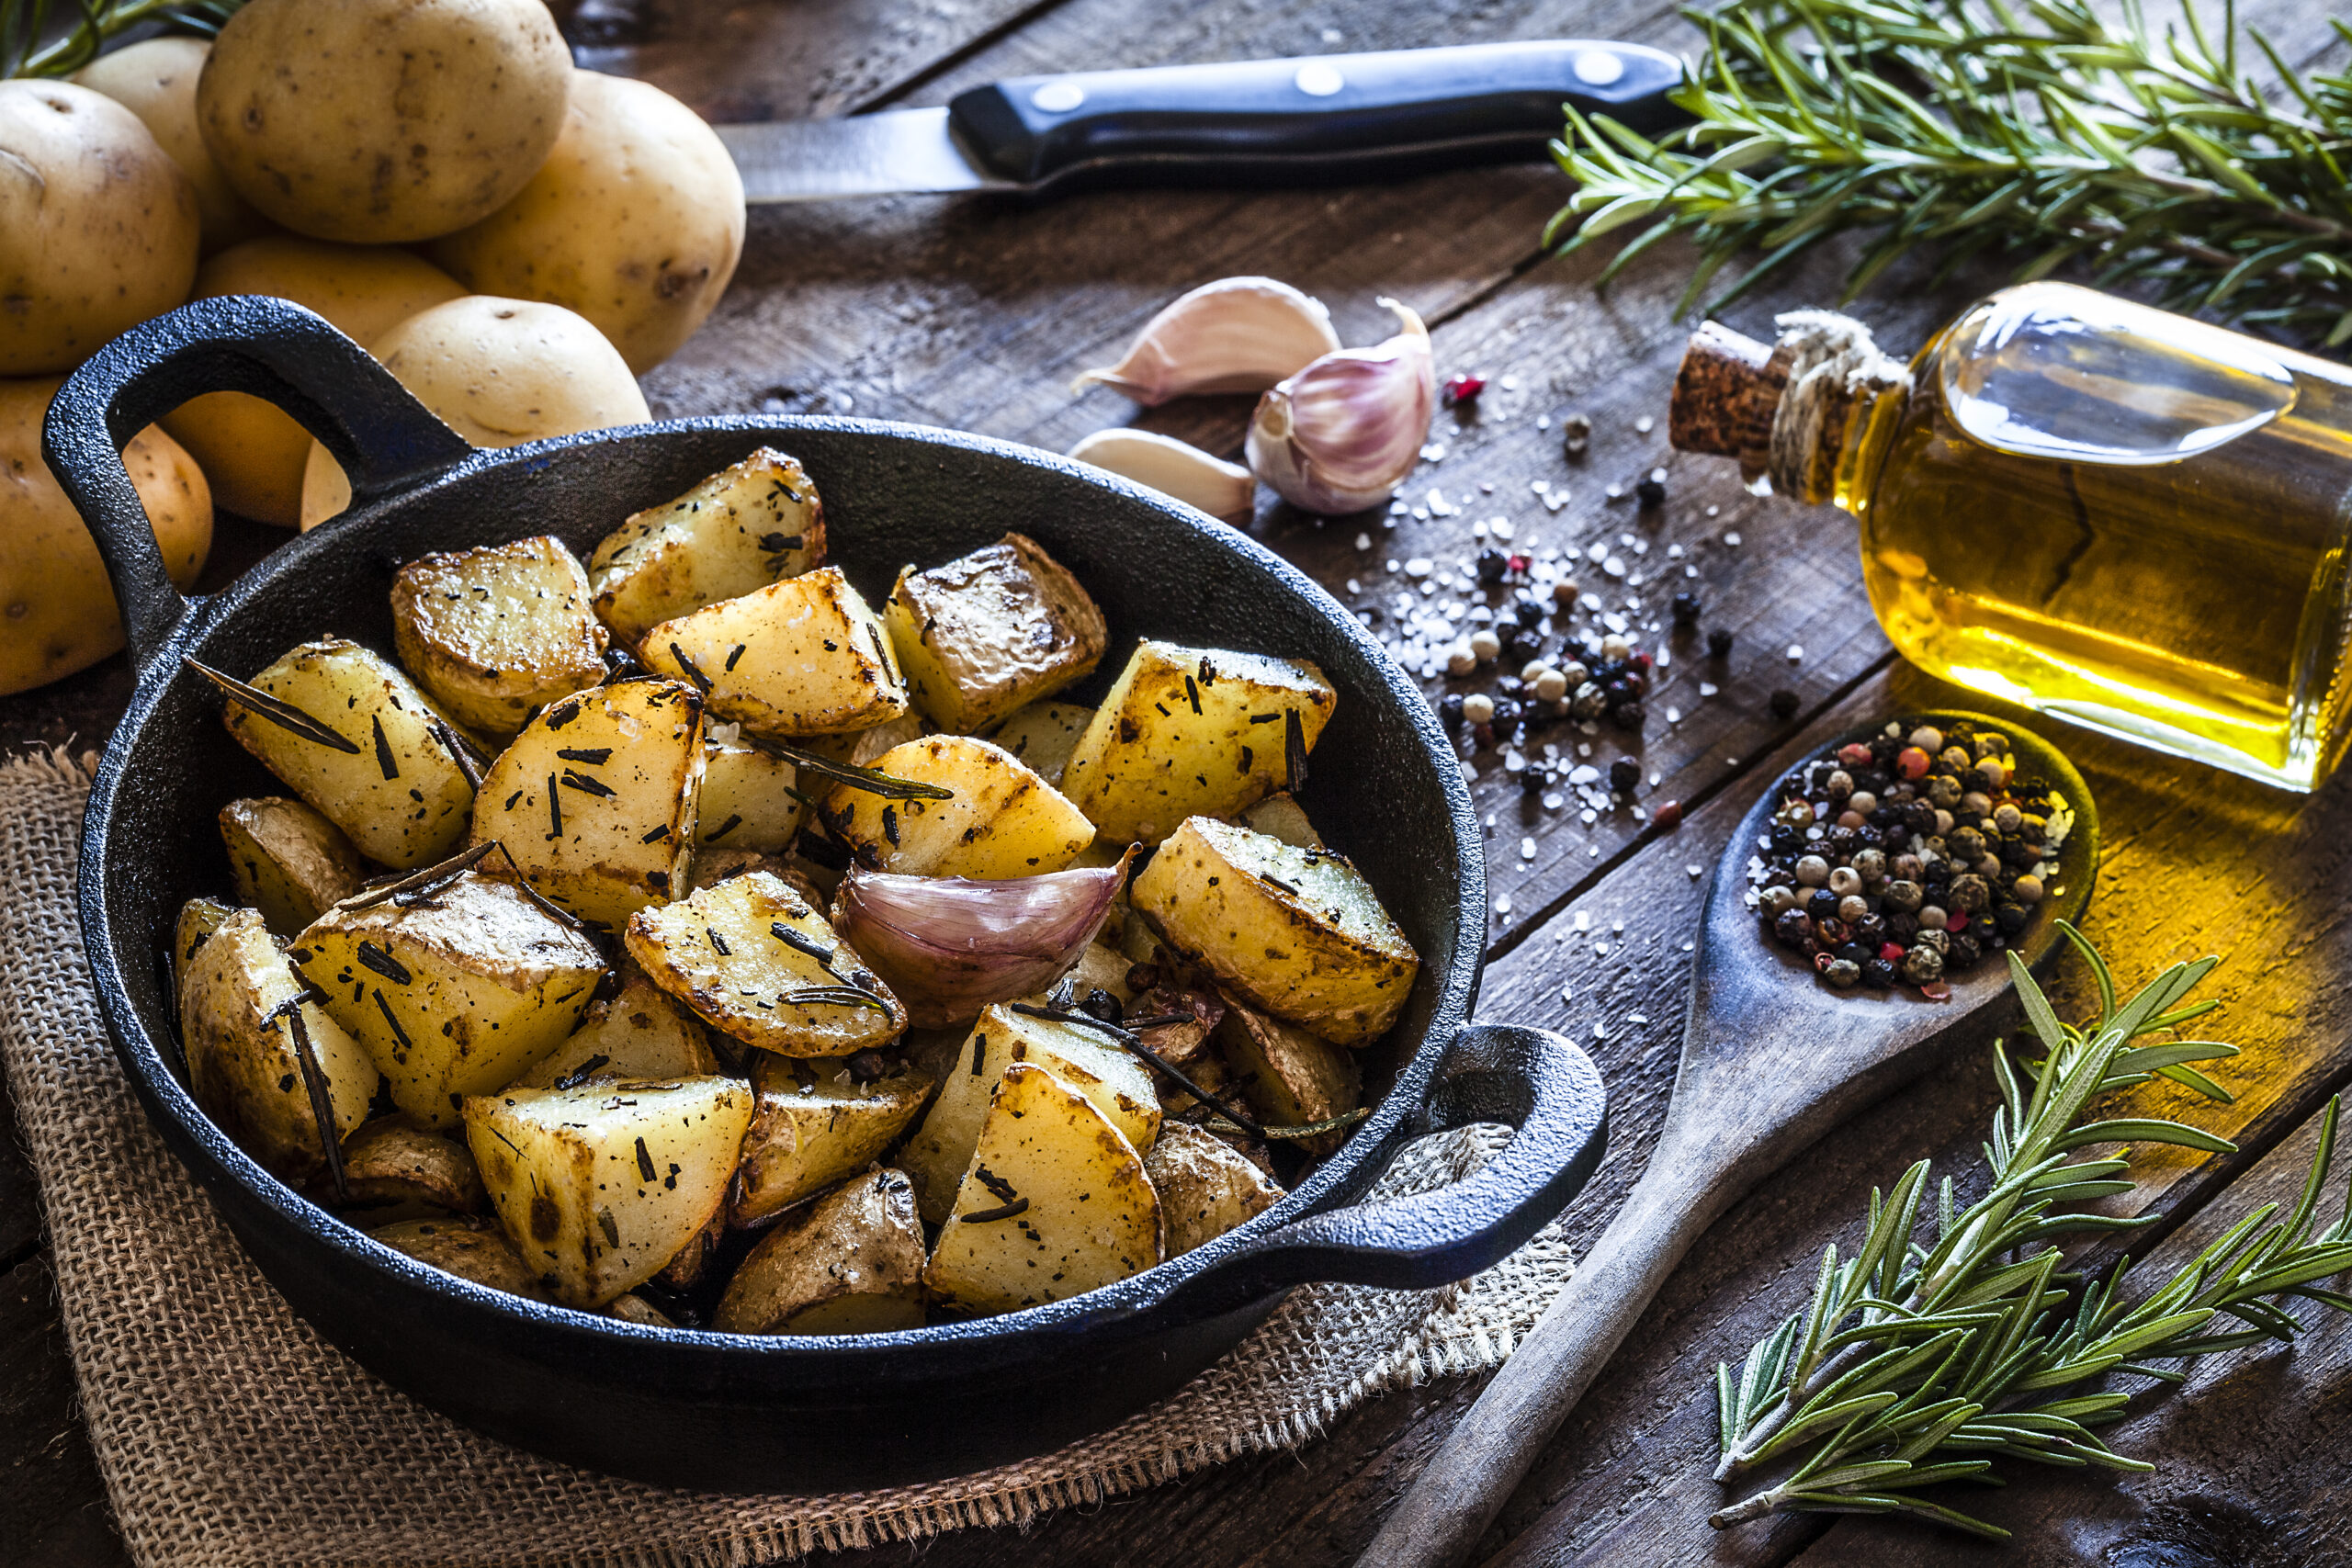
[1672,282,2352,792]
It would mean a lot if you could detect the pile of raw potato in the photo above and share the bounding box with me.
[0,0,742,698]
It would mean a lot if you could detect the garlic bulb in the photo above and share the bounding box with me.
[1067,428,1255,525]
[1072,276,1341,405]
[1245,298,1434,515]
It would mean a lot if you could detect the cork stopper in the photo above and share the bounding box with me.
[1668,322,1772,458]
[1672,313,1912,499]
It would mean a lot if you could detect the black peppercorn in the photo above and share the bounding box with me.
[1852,913,1886,947]
[1489,696,1523,728]
[1079,988,1124,1024]
[1826,825,1860,855]
[1475,547,1509,584]
[1769,688,1800,720]
[1707,626,1734,659]
[1672,591,1702,626]
[1609,757,1640,795]
[1773,908,1813,948]
[1635,474,1666,508]
[1438,692,1464,730]
[1770,823,1804,853]
[1947,933,1984,970]
[1862,957,1897,989]
[1505,629,1544,665]
[1611,698,1645,729]
[1520,765,1549,795]
[1995,902,2030,935]
[1805,888,1840,923]
[1512,597,1545,628]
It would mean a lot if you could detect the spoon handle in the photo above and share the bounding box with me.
[1359,1126,1741,1568]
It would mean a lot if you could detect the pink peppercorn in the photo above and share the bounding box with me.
[1897,745,1931,780]
[1881,942,1906,963]
[1654,799,1683,829]
[1838,742,1873,767]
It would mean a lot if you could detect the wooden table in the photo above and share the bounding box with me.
[8,2,2352,1562]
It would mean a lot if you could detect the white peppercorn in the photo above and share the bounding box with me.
[1462,693,1496,725]
[1795,854,1831,887]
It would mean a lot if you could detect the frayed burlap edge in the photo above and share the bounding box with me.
[0,746,1575,1568]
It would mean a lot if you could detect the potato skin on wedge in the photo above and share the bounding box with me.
[731,1053,933,1227]
[588,446,826,649]
[390,536,608,737]
[372,1216,552,1303]
[332,1118,487,1221]
[884,532,1105,733]
[219,795,365,935]
[1147,1122,1284,1256]
[715,1167,927,1335]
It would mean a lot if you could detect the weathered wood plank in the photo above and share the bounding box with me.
[0,1254,129,1568]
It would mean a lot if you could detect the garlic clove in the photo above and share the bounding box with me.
[1072,276,1341,405]
[1067,428,1256,525]
[1245,297,1434,515]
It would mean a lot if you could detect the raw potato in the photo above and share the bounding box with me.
[197,0,571,244]
[642,567,908,738]
[1215,997,1363,1157]
[429,71,746,375]
[300,298,650,528]
[1133,817,1418,1047]
[0,80,198,376]
[625,870,907,1057]
[1059,641,1336,846]
[172,896,237,1003]
[219,796,365,935]
[371,1216,550,1301]
[73,37,268,254]
[469,678,706,930]
[292,871,605,1129]
[698,740,806,853]
[160,238,466,525]
[924,1062,1162,1315]
[716,1168,927,1335]
[390,536,609,735]
[334,1118,487,1219]
[820,736,1093,879]
[884,533,1107,733]
[900,1002,1160,1224]
[1,378,210,698]
[515,976,719,1089]
[1146,1122,1283,1255]
[179,909,377,1182]
[464,1075,753,1308]
[1238,791,1323,849]
[217,637,474,869]
[731,1054,933,1227]
[585,446,826,650]
[989,700,1093,787]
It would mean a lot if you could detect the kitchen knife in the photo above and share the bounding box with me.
[718,40,1687,202]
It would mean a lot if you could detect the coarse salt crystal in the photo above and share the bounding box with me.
[1634,414,1654,434]
[1521,838,1536,860]
[1355,532,1372,550]
[1724,530,1743,546]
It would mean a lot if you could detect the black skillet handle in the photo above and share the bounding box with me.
[947,40,1686,192]
[1150,1024,1607,1316]
[43,295,471,668]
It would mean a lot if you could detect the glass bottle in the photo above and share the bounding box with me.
[1671,281,2352,792]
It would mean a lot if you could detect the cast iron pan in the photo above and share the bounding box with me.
[49,296,1610,1492]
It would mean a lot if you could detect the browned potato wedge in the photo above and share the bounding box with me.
[292,871,605,1129]
[658,1211,725,1291]
[218,637,475,869]
[390,536,608,737]
[697,738,806,852]
[514,974,719,1089]
[716,1167,927,1335]
[1216,995,1363,1157]
[1146,1122,1284,1255]
[1058,641,1335,846]
[180,908,377,1182]
[624,870,907,1057]
[924,1062,1161,1315]
[372,1216,551,1302]
[883,533,1105,733]
[900,1001,1159,1224]
[333,1118,486,1220]
[588,447,826,649]
[794,710,931,769]
[219,795,365,935]
[469,678,706,930]
[172,895,237,1003]
[819,735,1092,879]
[731,1053,933,1226]
[988,699,1093,787]
[641,566,906,738]
[1133,817,1418,1047]
[465,1075,754,1308]
[607,1292,675,1326]
[1238,791,1323,849]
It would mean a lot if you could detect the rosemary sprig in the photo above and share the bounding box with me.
[1549,0,2352,344]
[1709,923,2352,1538]
[5,0,243,77]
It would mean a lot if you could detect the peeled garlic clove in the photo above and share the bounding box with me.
[1246,297,1434,515]
[1068,428,1255,525]
[1072,276,1341,405]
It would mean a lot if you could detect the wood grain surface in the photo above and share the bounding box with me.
[5,0,2350,1563]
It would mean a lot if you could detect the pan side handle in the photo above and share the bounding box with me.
[42,295,471,667]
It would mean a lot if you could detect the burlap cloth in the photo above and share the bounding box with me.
[0,745,1577,1567]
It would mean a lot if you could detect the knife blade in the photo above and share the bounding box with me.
[717,40,1687,203]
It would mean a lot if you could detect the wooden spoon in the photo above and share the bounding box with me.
[1363,709,2099,1568]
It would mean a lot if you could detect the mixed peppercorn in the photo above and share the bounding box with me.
[1747,718,2072,999]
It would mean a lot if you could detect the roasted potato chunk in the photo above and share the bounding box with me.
[607,1292,675,1326]
[924,1062,1162,1315]
[884,533,1105,732]
[372,1216,550,1302]
[390,536,608,737]
[988,699,1093,787]
[796,710,931,769]
[732,1053,933,1226]
[588,446,826,649]
[1146,1122,1284,1255]
[217,637,476,869]
[625,870,907,1057]
[1238,791,1323,850]
[469,678,706,930]
[1216,995,1363,1157]
[642,566,906,738]
[333,1118,487,1220]
[716,1167,927,1335]
[819,735,1093,879]
[465,1075,754,1308]
[900,1001,1159,1224]
[1058,642,1336,846]
[698,739,806,852]
[172,895,237,1003]
[1133,817,1418,1047]
[514,974,720,1089]
[219,795,365,935]
[292,871,605,1129]
[180,908,377,1182]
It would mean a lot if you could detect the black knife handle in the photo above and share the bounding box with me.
[946,40,1686,192]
